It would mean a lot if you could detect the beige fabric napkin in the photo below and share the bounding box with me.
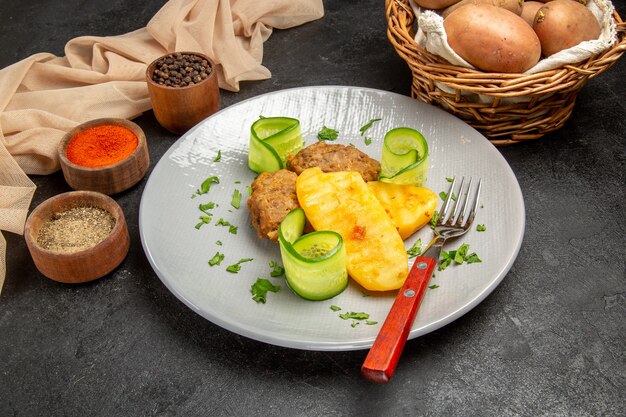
[0,0,324,293]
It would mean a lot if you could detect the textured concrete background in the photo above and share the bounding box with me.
[1,0,625,416]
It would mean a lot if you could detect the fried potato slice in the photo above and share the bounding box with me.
[296,167,408,291]
[367,181,438,240]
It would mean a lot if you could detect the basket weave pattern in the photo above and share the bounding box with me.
[386,0,626,145]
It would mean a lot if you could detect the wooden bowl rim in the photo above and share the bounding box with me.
[145,51,218,91]
[57,118,147,172]
[25,190,127,259]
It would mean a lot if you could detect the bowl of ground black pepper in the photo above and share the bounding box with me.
[146,51,220,134]
[24,191,130,283]
[58,118,150,195]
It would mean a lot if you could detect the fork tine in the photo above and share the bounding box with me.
[449,176,467,225]
[465,178,482,227]
[455,177,472,226]
[439,177,457,222]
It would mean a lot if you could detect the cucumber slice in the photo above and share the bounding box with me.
[248,117,304,174]
[278,208,348,301]
[379,127,429,186]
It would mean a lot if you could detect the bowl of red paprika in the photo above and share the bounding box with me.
[58,118,150,195]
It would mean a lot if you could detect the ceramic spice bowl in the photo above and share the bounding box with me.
[24,190,130,284]
[146,51,221,134]
[58,118,150,195]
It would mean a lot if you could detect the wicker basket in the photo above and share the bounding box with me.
[385,0,626,145]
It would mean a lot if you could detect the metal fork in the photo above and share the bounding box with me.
[361,177,482,384]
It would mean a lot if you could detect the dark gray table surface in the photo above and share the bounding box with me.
[2,1,625,416]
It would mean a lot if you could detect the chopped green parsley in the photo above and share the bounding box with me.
[231,189,243,209]
[208,252,225,266]
[194,176,219,197]
[407,238,423,258]
[317,125,339,141]
[251,278,281,303]
[226,258,253,273]
[339,312,370,321]
[269,260,285,277]
[359,118,382,136]
[438,243,482,271]
[215,218,238,234]
[439,191,457,202]
[430,210,440,230]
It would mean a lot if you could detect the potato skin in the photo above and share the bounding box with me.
[442,0,523,19]
[521,1,544,25]
[414,0,462,9]
[444,4,541,73]
[533,0,601,57]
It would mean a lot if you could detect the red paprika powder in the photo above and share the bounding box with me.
[66,125,138,168]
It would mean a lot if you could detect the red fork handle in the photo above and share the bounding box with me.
[361,256,437,384]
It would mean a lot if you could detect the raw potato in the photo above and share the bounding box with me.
[533,0,601,57]
[444,4,541,73]
[442,0,523,18]
[414,0,462,9]
[367,181,438,240]
[521,1,544,25]
[296,168,408,292]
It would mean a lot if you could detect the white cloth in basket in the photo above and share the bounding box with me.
[410,0,617,74]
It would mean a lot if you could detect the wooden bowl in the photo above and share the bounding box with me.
[146,51,221,134]
[58,118,150,195]
[24,191,130,284]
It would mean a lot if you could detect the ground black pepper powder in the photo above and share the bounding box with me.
[151,52,212,88]
[37,206,115,253]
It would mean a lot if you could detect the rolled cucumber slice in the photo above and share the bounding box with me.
[248,117,304,174]
[278,208,348,301]
[379,127,429,186]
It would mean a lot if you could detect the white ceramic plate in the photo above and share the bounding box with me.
[139,86,525,351]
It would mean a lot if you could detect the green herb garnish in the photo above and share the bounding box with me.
[195,176,219,197]
[439,191,457,202]
[213,150,221,162]
[209,252,225,266]
[466,253,482,264]
[330,305,341,312]
[430,210,439,230]
[216,218,238,234]
[339,312,370,320]
[317,125,339,141]
[438,243,481,271]
[407,238,423,258]
[364,137,372,146]
[476,224,486,232]
[199,202,216,213]
[359,118,381,136]
[231,189,243,209]
[195,215,212,229]
[226,258,253,273]
[251,278,281,303]
[269,260,285,277]
[428,284,439,289]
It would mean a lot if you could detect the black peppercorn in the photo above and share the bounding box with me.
[150,53,212,88]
